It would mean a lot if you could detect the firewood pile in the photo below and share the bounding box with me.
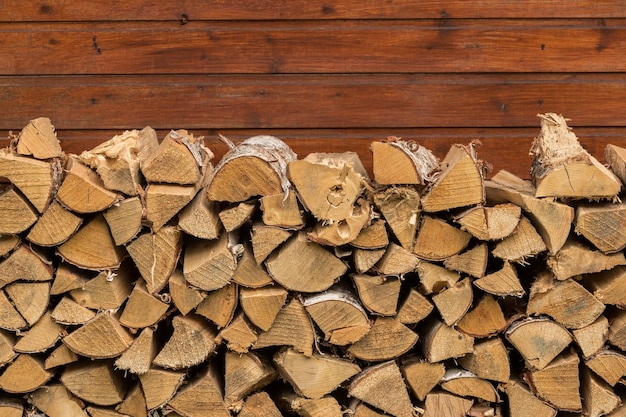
[0,113,625,417]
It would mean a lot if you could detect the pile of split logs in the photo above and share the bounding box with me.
[0,113,625,417]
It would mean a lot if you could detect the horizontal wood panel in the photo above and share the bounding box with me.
[2,20,625,74]
[2,1,625,21]
[2,74,626,130]
[3,128,625,180]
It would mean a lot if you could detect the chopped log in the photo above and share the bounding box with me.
[250,224,292,264]
[527,351,582,412]
[4,281,50,325]
[114,327,157,375]
[375,242,420,275]
[44,343,79,369]
[141,129,209,185]
[422,319,474,362]
[224,351,277,406]
[0,289,27,331]
[27,199,82,246]
[457,337,510,383]
[440,369,499,403]
[219,201,256,232]
[0,398,24,417]
[396,287,434,325]
[586,349,626,386]
[116,382,148,417]
[208,135,296,203]
[371,138,439,185]
[0,329,16,366]
[422,392,474,417]
[260,191,305,229]
[57,214,125,270]
[609,309,626,350]
[138,368,185,411]
[573,316,609,358]
[416,260,461,294]
[28,384,88,417]
[183,233,236,291]
[492,216,547,263]
[144,183,199,231]
[168,364,231,417]
[0,186,38,234]
[606,143,626,186]
[0,148,59,213]
[530,113,621,199]
[254,298,315,356]
[168,268,205,315]
[348,361,415,417]
[119,280,169,329]
[178,187,221,240]
[15,117,62,159]
[547,238,626,281]
[239,285,288,331]
[347,317,418,362]
[153,314,217,370]
[527,272,605,329]
[216,313,258,353]
[351,218,389,250]
[57,157,120,213]
[474,261,524,298]
[505,317,573,371]
[0,354,52,393]
[238,391,283,417]
[581,367,621,417]
[504,379,557,417]
[402,359,446,401]
[0,234,19,257]
[585,266,626,308]
[308,198,370,246]
[86,406,131,417]
[51,262,89,295]
[195,282,237,328]
[432,277,473,326]
[352,274,400,316]
[303,288,370,346]
[443,244,488,278]
[421,143,484,212]
[266,232,347,293]
[575,203,626,254]
[63,312,133,359]
[456,294,507,338]
[280,392,343,417]
[102,197,143,246]
[353,247,386,274]
[413,216,471,261]
[126,226,182,294]
[274,348,359,399]
[373,187,420,251]
[454,203,521,241]
[351,401,390,417]
[13,311,63,353]
[69,267,133,310]
[232,244,274,288]
[0,244,53,288]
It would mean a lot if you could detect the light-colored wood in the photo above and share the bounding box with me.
[585,266,626,308]
[531,113,621,199]
[421,143,484,212]
[443,243,488,278]
[44,343,79,369]
[57,214,125,270]
[504,379,557,417]
[126,226,182,294]
[350,218,388,250]
[27,199,82,246]
[216,312,258,353]
[575,203,626,253]
[13,311,63,353]
[547,238,626,281]
[260,191,305,229]
[609,309,626,350]
[116,382,148,417]
[606,143,626,186]
[416,260,461,294]
[348,361,414,417]
[63,312,133,359]
[352,273,400,316]
[56,157,120,213]
[240,285,288,331]
[195,282,238,327]
[528,351,582,412]
[353,247,386,274]
[0,400,23,417]
[422,319,474,362]
[308,198,370,246]
[348,317,418,362]
[0,289,27,331]
[219,201,256,232]
[138,367,185,411]
[0,354,52,393]
[0,186,38,234]
[168,363,231,417]
[375,242,420,275]
[51,262,89,295]
[474,261,524,297]
[432,277,473,326]
[114,327,158,375]
[85,406,131,417]
[440,369,499,403]
[505,317,573,371]
[254,297,315,356]
[119,280,169,329]
[238,391,283,417]
[153,314,217,370]
[232,244,274,288]
[103,197,143,245]
[527,272,605,329]
[144,182,199,231]
[402,359,446,401]
[586,349,626,386]
[168,268,205,315]
[373,187,420,251]
[0,244,53,288]
[422,392,474,417]
[456,295,507,338]
[69,267,133,310]
[183,232,236,291]
[573,316,609,359]
[224,351,277,406]
[371,138,439,185]
[581,367,621,417]
[15,116,62,159]
[179,186,222,240]
[266,232,347,293]
[397,287,434,325]
[4,281,50,326]
[351,401,388,417]
[303,289,370,345]
[454,203,521,241]
[0,234,19,257]
[280,392,343,417]
[250,223,292,264]
[491,216,547,263]
[28,384,88,417]
[413,215,471,261]
[208,135,296,203]
[457,337,510,383]
[0,329,16,366]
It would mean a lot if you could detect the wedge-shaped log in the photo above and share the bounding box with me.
[69,267,133,310]
[240,286,289,332]
[422,319,474,362]
[352,274,400,316]
[51,262,89,295]
[250,224,292,264]
[138,368,185,411]
[308,198,370,247]
[504,380,557,417]
[547,238,626,281]
[0,290,27,331]
[219,201,256,232]
[44,344,79,370]
[432,277,473,326]
[0,354,52,393]
[0,244,53,288]
[492,216,547,263]
[609,309,626,350]
[232,244,274,288]
[195,282,237,328]
[169,268,206,315]
[531,113,621,199]
[440,369,499,403]
[61,360,126,406]
[397,288,434,325]
[348,317,418,362]
[144,183,199,232]
[586,349,626,386]
[115,382,147,417]
[373,187,419,251]
[119,281,169,329]
[527,351,582,412]
[443,244,488,278]
[225,351,277,406]
[238,392,282,417]
[454,203,521,241]
[353,248,386,274]
[585,267,626,308]
[458,294,507,338]
[279,391,343,417]
[27,200,82,246]
[63,312,133,359]
[102,197,143,246]
[414,216,471,261]
[254,298,314,356]
[575,203,626,254]
[422,392,473,417]
[57,157,120,213]
[179,187,221,240]
[0,186,37,234]
[114,327,157,375]
[581,367,621,417]
[402,359,446,401]
[351,218,388,250]
[606,143,626,186]
[0,329,16,366]
[15,117,62,159]
[375,242,420,276]
[573,316,609,359]
[28,384,87,417]
[474,261,524,298]
[153,314,217,370]
[457,337,510,383]
[416,260,461,294]
[5,281,50,326]
[168,364,231,417]
[371,138,439,185]
[260,191,304,229]
[184,233,236,291]
[13,311,63,354]
[216,313,258,353]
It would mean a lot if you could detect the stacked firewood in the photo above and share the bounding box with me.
[0,114,625,417]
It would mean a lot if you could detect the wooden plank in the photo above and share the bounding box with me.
[2,128,626,180]
[2,20,626,74]
[2,74,626,129]
[1,1,625,21]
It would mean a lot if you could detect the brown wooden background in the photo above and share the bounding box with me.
[2,1,626,178]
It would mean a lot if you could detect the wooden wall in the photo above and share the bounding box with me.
[2,1,626,178]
